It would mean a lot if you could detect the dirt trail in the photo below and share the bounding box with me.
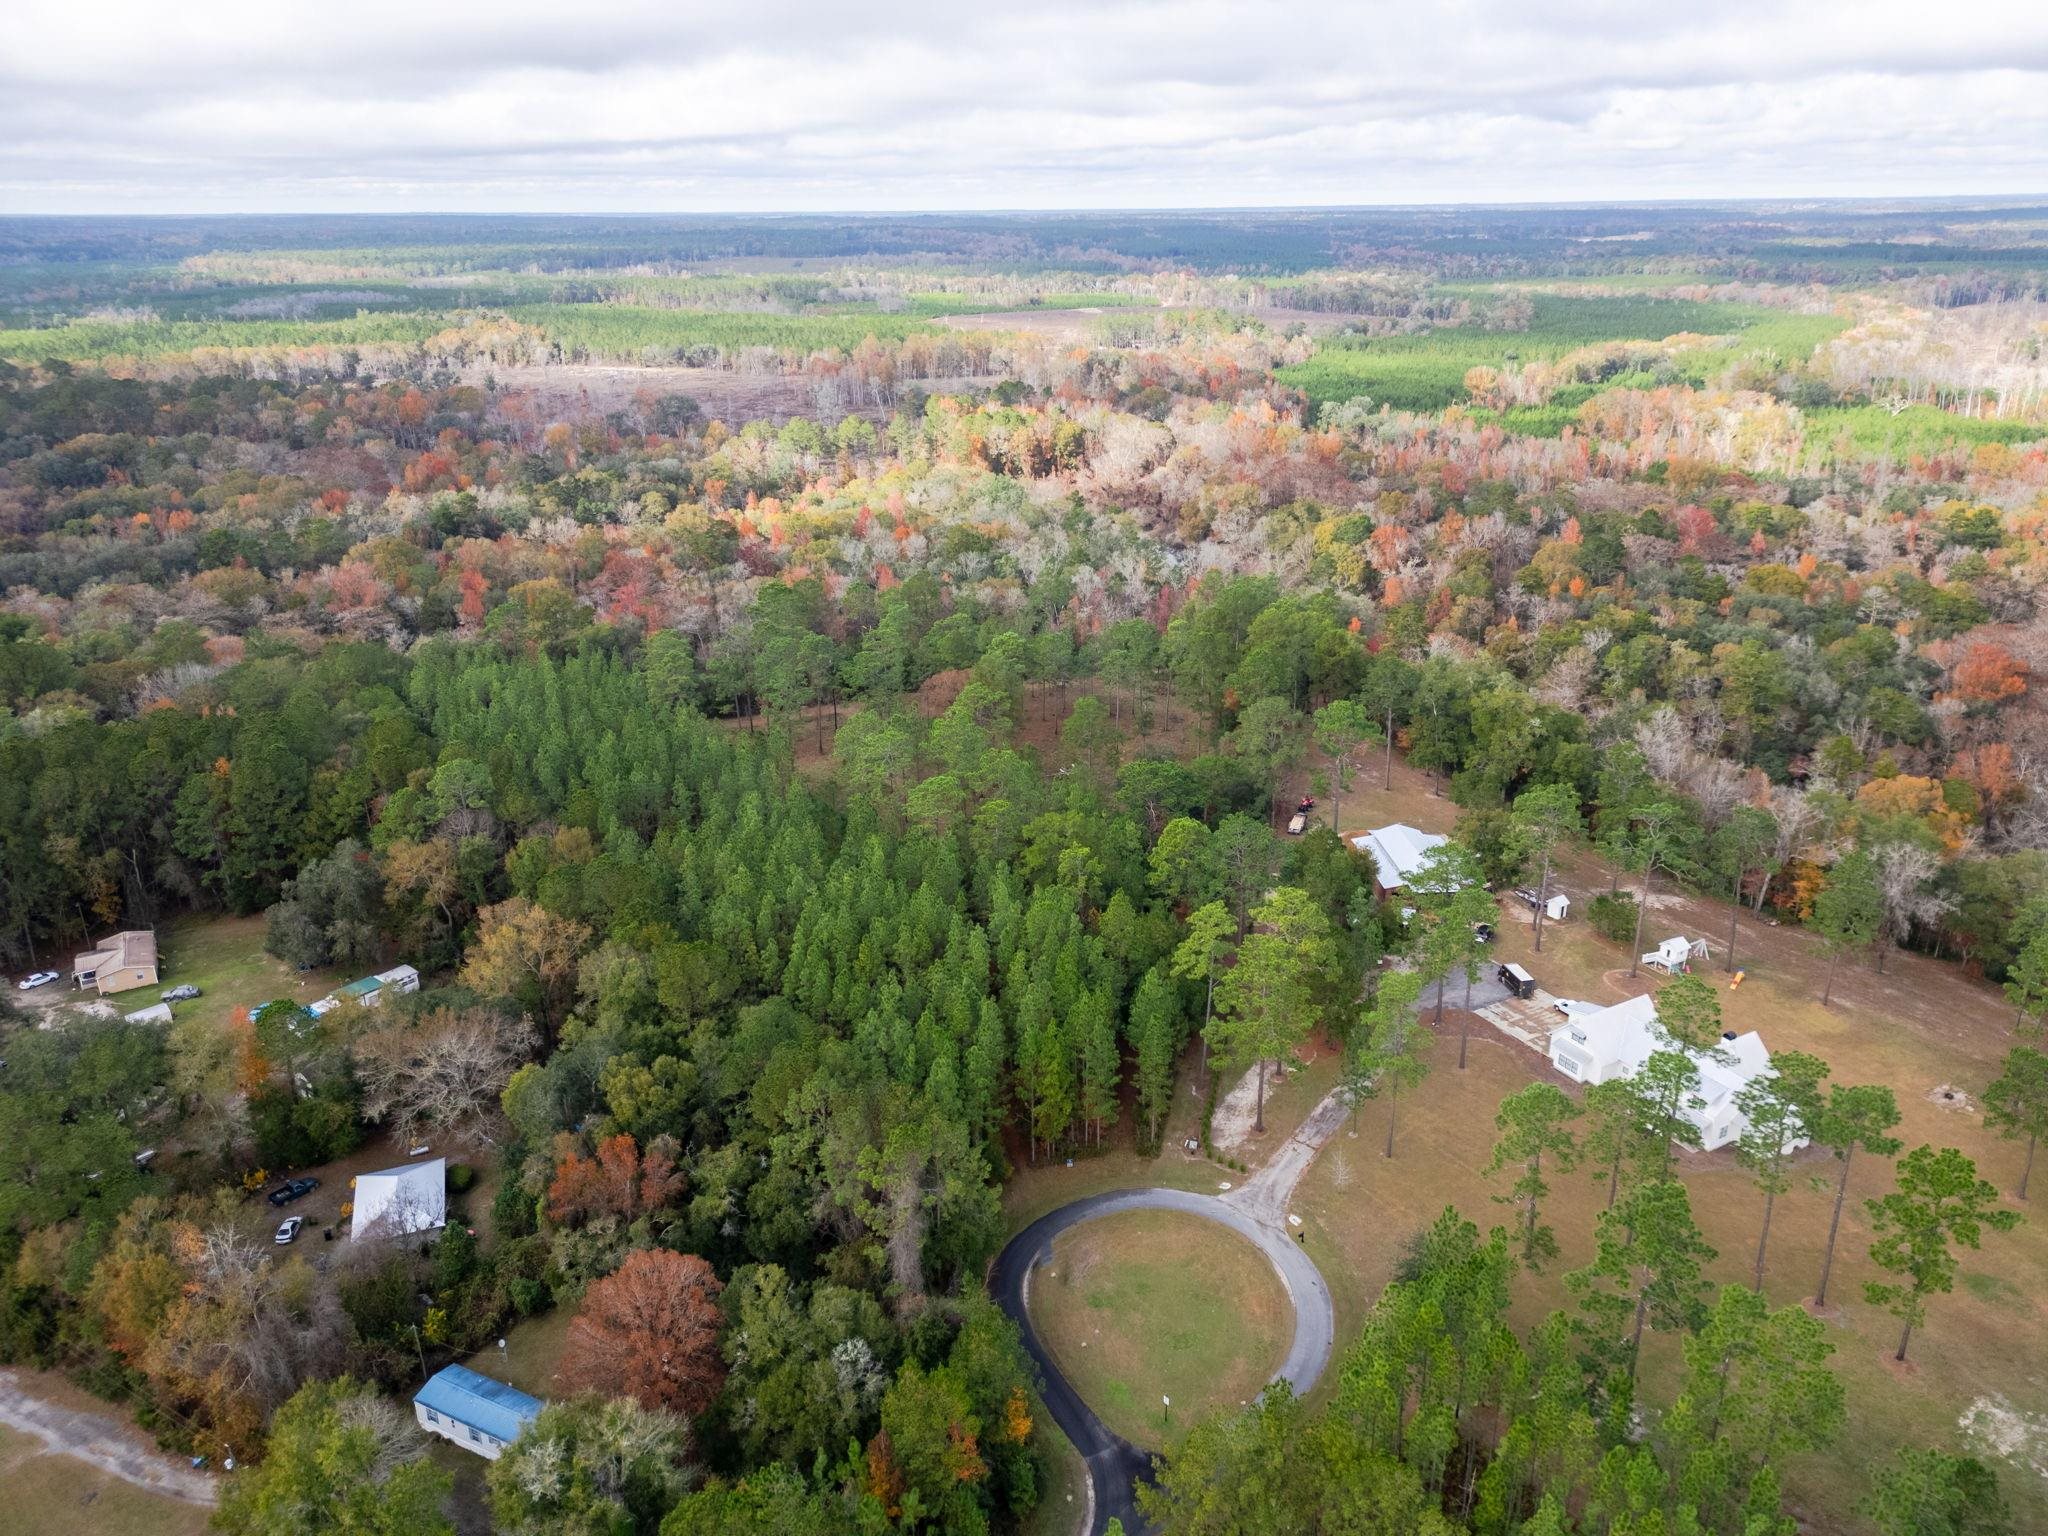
[0,1369,218,1506]
[1221,1085,1351,1228]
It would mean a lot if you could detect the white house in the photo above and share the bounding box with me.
[1352,823,1450,895]
[414,1365,542,1459]
[1547,993,1801,1151]
[351,1157,447,1241]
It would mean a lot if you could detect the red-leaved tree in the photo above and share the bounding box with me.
[560,1249,724,1415]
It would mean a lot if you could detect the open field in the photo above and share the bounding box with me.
[1276,293,1852,410]
[0,1426,212,1536]
[464,1307,574,1400]
[1026,1208,1290,1453]
[1307,755,2048,1533]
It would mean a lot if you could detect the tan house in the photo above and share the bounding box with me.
[72,930,159,995]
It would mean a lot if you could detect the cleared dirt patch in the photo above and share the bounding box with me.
[1026,1208,1289,1452]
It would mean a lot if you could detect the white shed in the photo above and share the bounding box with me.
[1640,935,1709,973]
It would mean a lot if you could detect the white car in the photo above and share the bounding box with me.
[16,970,59,990]
[274,1216,304,1245]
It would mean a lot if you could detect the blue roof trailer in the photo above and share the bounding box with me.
[413,1365,543,1459]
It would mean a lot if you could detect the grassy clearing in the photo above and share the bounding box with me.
[464,1308,574,1400]
[1026,1208,1289,1452]
[1803,404,2047,457]
[1278,293,1848,410]
[143,911,343,1018]
[0,1424,211,1536]
[1311,758,2048,1534]
[508,304,940,359]
[1018,1419,1088,1536]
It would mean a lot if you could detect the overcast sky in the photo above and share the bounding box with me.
[4,0,2047,214]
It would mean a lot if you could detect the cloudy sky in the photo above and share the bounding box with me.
[4,0,2047,213]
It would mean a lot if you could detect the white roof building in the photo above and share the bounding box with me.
[352,1157,448,1241]
[1352,823,1450,893]
[1547,993,1799,1151]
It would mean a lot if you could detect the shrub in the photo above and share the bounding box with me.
[1588,891,1638,945]
[447,1163,476,1194]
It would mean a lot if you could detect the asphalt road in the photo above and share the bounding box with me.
[989,1186,1336,1536]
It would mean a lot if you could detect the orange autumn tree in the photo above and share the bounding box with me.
[1854,775,1970,850]
[1942,640,2029,709]
[560,1248,725,1416]
[546,1132,684,1227]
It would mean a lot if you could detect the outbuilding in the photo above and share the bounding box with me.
[413,1365,541,1459]
[351,1157,447,1241]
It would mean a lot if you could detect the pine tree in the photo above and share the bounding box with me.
[1864,1145,2021,1362]
[1569,1178,1717,1382]
[1487,1082,1582,1268]
[1128,965,1184,1151]
[1735,1050,1829,1291]
[1982,1044,2048,1200]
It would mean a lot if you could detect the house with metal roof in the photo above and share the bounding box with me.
[1546,993,1802,1151]
[413,1365,542,1459]
[351,1157,447,1241]
[1351,824,1451,895]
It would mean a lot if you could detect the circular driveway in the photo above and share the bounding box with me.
[988,1187,1335,1536]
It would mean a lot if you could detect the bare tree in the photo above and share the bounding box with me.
[1871,840,1954,973]
[353,1006,538,1150]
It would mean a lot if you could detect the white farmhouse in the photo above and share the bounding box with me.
[1547,993,1801,1151]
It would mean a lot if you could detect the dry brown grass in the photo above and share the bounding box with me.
[0,1426,211,1536]
[1305,755,2048,1534]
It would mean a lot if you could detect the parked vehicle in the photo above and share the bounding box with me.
[274,1216,304,1245]
[1286,812,1307,836]
[1473,922,1495,945]
[267,1177,319,1208]
[1497,962,1537,999]
[16,970,58,990]
[161,984,201,1002]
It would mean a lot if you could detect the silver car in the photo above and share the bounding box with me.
[274,1216,304,1245]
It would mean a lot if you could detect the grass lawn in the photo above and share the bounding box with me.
[0,1425,211,1536]
[465,1307,574,1399]
[100,910,350,1025]
[1311,754,2048,1534]
[1018,1420,1088,1536]
[1026,1208,1290,1454]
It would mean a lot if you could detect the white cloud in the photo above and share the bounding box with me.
[1,0,2044,211]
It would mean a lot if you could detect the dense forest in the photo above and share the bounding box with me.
[2,210,2046,1536]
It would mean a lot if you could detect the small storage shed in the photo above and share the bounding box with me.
[414,1365,541,1459]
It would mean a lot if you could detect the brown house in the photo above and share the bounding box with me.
[73,930,159,995]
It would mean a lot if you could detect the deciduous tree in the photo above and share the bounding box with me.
[563,1249,726,1416]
